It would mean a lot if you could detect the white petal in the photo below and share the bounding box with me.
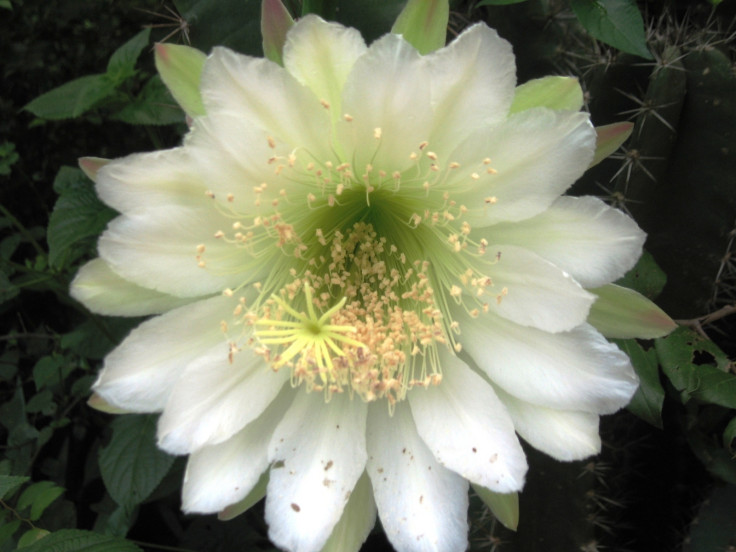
[461,316,639,414]
[453,109,596,226]
[70,258,194,316]
[182,386,294,513]
[266,392,367,552]
[157,346,289,455]
[366,402,469,552]
[93,295,234,412]
[98,205,254,298]
[484,245,594,332]
[95,147,203,215]
[408,352,526,493]
[338,33,432,173]
[490,196,645,288]
[493,385,601,461]
[321,472,376,552]
[201,47,332,159]
[284,15,366,118]
[426,23,515,155]
[185,112,303,215]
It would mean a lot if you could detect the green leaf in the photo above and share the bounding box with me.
[723,417,736,453]
[302,0,339,17]
[17,528,50,548]
[391,0,449,55]
[614,339,665,428]
[0,271,19,304]
[106,29,151,85]
[0,475,29,499]
[0,520,21,546]
[61,318,139,361]
[33,355,66,391]
[0,141,19,176]
[570,0,652,59]
[99,415,176,508]
[686,484,736,551]
[111,75,186,126]
[471,484,519,530]
[25,390,56,416]
[17,481,65,521]
[335,0,405,44]
[19,529,142,552]
[655,327,736,407]
[475,0,529,5]
[47,167,116,270]
[615,251,667,299]
[686,424,736,485]
[23,74,115,120]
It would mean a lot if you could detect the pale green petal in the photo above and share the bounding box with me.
[471,485,518,531]
[588,284,676,339]
[218,471,269,521]
[510,76,583,114]
[283,15,366,119]
[391,0,449,55]
[261,0,294,66]
[87,393,131,414]
[320,472,376,552]
[590,122,634,167]
[71,258,194,316]
[78,156,110,181]
[154,42,206,117]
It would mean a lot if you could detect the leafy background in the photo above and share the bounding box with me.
[1,0,735,550]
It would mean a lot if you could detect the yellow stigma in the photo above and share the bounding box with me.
[253,285,364,395]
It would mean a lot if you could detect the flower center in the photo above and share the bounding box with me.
[200,117,503,404]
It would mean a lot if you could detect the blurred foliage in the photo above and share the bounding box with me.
[2,0,735,550]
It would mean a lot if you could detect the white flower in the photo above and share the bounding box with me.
[71,15,674,552]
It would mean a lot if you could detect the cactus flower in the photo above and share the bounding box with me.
[71,14,674,552]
